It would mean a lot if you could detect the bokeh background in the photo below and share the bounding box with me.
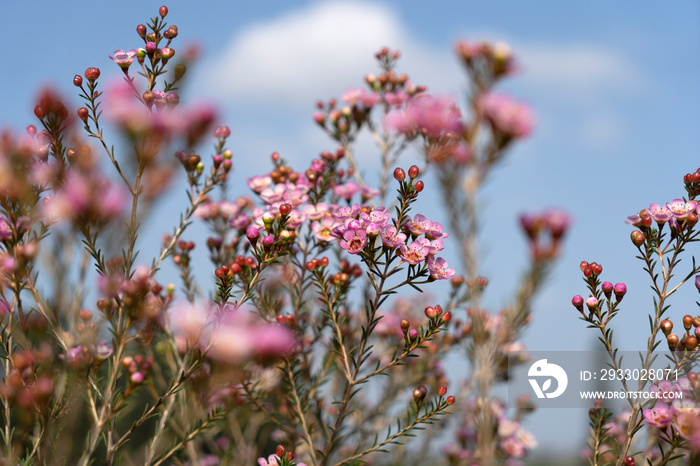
[2,0,699,462]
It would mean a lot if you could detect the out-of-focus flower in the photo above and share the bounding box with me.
[385,95,463,138]
[480,92,535,139]
[168,302,296,364]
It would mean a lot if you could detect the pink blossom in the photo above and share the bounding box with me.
[648,203,673,224]
[643,404,674,428]
[247,175,273,194]
[333,204,360,221]
[285,209,307,229]
[109,49,137,70]
[425,222,449,240]
[384,90,409,107]
[311,216,338,242]
[404,214,433,236]
[380,225,406,248]
[333,181,360,201]
[675,413,700,451]
[360,209,390,230]
[258,455,307,466]
[339,223,368,254]
[360,184,380,201]
[398,240,429,264]
[385,95,463,138]
[340,88,379,109]
[168,302,296,363]
[665,199,698,219]
[427,256,455,280]
[303,202,330,221]
[480,92,535,139]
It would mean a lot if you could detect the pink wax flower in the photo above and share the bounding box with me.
[260,184,286,205]
[333,204,360,221]
[285,209,307,229]
[208,309,296,363]
[247,175,273,194]
[643,404,675,428]
[542,209,571,239]
[0,217,13,241]
[360,208,390,230]
[425,222,449,240]
[339,223,368,254]
[258,455,307,466]
[333,181,360,201]
[398,240,430,264]
[427,256,455,280]
[381,224,407,248]
[675,413,700,451]
[360,184,380,201]
[168,302,296,364]
[648,203,673,224]
[384,90,409,108]
[665,198,698,219]
[311,216,337,242]
[340,88,379,109]
[109,49,137,70]
[385,95,463,138]
[303,202,330,221]
[480,92,535,139]
[404,214,433,236]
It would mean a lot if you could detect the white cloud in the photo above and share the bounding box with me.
[203,1,645,154]
[207,1,405,106]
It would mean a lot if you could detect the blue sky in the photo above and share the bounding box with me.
[2,0,699,458]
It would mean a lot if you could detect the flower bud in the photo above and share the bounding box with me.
[408,329,418,341]
[683,315,693,331]
[413,388,425,403]
[393,167,405,182]
[613,283,627,302]
[630,230,645,247]
[667,334,679,351]
[246,227,260,245]
[441,311,452,324]
[262,212,275,230]
[585,297,598,312]
[276,445,285,458]
[571,295,584,312]
[414,180,424,192]
[159,5,168,17]
[685,336,698,350]
[73,75,83,87]
[137,24,147,38]
[408,165,419,179]
[438,384,447,396]
[84,67,100,81]
[601,281,613,299]
[660,319,673,336]
[279,203,292,216]
[77,107,90,121]
[446,395,455,405]
[400,319,410,333]
[262,235,275,249]
[424,306,438,319]
[622,456,635,466]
